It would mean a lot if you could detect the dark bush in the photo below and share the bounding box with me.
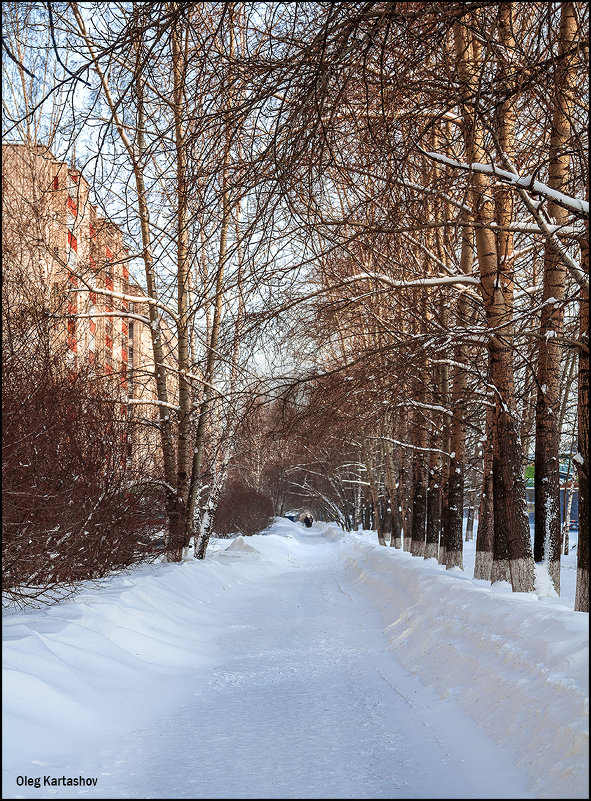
[2,298,163,606]
[214,478,274,537]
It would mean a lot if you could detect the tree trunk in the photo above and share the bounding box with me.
[171,12,192,554]
[534,1,578,593]
[491,408,512,583]
[364,445,385,545]
[438,357,451,566]
[195,459,230,560]
[574,236,589,611]
[398,409,413,550]
[465,502,475,542]
[425,442,441,560]
[455,15,534,591]
[384,433,402,548]
[187,15,235,536]
[474,403,494,581]
[411,450,427,557]
[444,229,472,570]
[425,364,442,559]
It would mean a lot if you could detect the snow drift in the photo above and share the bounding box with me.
[2,519,588,799]
[339,529,588,798]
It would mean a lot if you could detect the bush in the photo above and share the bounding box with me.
[2,300,161,606]
[214,479,274,537]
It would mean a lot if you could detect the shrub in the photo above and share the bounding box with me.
[2,299,161,606]
[214,479,274,537]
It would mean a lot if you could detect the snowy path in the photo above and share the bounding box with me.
[86,539,532,799]
[3,522,587,799]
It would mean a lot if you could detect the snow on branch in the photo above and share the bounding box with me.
[424,151,589,220]
[369,435,453,458]
[66,311,152,326]
[397,400,453,417]
[126,399,181,411]
[340,272,481,290]
[69,283,177,322]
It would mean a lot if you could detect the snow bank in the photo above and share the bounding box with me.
[338,528,588,799]
[2,540,288,784]
[2,519,588,799]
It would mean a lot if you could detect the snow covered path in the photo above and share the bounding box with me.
[3,520,588,799]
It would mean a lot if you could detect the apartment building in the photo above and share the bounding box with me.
[2,141,176,469]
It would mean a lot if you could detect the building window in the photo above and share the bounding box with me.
[128,320,134,368]
[51,284,61,311]
[67,319,77,353]
[105,316,113,352]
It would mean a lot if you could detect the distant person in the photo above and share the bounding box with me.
[303,515,313,528]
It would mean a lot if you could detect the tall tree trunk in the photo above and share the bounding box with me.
[72,5,182,558]
[438,357,451,566]
[534,1,578,593]
[574,234,589,611]
[455,15,534,591]
[465,493,476,542]
[425,442,441,559]
[444,229,472,570]
[188,19,235,540]
[353,479,362,531]
[170,10,192,560]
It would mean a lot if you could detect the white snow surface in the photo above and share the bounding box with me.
[2,519,588,799]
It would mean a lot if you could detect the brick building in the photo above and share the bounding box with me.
[2,141,175,470]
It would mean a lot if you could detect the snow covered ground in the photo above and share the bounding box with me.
[2,519,588,799]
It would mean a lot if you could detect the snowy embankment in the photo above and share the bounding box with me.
[341,529,588,799]
[2,519,588,799]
